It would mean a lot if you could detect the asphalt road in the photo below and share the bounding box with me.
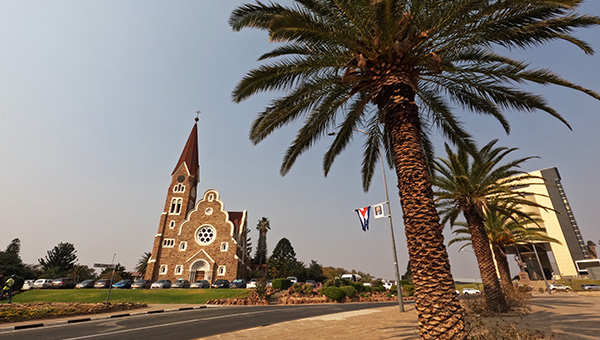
[0,302,398,340]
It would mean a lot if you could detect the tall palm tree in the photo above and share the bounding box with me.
[433,140,551,309]
[255,217,271,265]
[450,203,560,291]
[229,1,599,338]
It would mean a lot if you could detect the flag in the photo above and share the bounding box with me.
[355,206,371,231]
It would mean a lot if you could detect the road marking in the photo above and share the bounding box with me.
[60,308,296,340]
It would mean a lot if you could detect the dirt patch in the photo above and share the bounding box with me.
[0,302,146,323]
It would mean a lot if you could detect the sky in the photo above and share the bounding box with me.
[0,1,599,281]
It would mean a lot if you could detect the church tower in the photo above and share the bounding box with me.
[146,119,200,281]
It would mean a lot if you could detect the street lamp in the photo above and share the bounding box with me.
[328,129,405,312]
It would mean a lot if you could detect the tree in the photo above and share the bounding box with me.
[0,239,36,278]
[268,237,300,278]
[229,2,599,338]
[99,263,131,282]
[306,260,326,282]
[134,252,151,278]
[587,240,597,258]
[450,203,560,291]
[38,242,78,277]
[433,140,550,310]
[254,217,270,265]
[70,265,97,282]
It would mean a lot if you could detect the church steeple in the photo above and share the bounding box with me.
[172,118,199,184]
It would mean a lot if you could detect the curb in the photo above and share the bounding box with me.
[0,305,208,332]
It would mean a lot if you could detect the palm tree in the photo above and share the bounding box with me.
[450,203,560,291]
[134,252,151,278]
[255,217,271,265]
[229,1,599,338]
[433,140,551,309]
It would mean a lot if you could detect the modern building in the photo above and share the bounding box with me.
[145,119,251,283]
[510,167,591,279]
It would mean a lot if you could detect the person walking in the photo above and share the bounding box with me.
[0,274,15,303]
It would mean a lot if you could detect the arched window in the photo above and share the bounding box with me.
[173,184,186,193]
[159,265,167,275]
[220,242,228,252]
[170,198,182,214]
[218,266,226,276]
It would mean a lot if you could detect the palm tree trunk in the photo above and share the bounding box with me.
[381,81,467,340]
[492,243,514,292]
[463,206,509,312]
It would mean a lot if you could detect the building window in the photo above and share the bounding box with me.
[179,242,187,251]
[159,265,167,275]
[175,265,183,275]
[162,239,175,248]
[170,198,182,214]
[196,225,216,245]
[218,265,226,276]
[169,221,176,229]
[220,242,228,252]
[173,184,185,193]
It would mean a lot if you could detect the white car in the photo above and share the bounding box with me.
[247,278,257,289]
[22,280,35,290]
[549,284,572,291]
[33,279,54,289]
[462,288,481,295]
[286,277,298,284]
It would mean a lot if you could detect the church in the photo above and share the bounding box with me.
[145,118,251,284]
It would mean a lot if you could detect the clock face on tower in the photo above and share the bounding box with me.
[177,175,186,183]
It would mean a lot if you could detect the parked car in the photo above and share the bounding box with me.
[94,279,112,288]
[286,276,298,284]
[22,280,35,291]
[246,278,257,289]
[305,280,317,287]
[132,279,152,289]
[190,280,210,289]
[549,284,572,291]
[230,279,247,288]
[212,279,230,288]
[462,288,481,295]
[33,279,54,289]
[151,279,172,289]
[51,278,77,289]
[172,279,190,288]
[112,279,133,289]
[76,279,96,289]
[581,284,600,290]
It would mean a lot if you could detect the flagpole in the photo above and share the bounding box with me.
[333,129,404,312]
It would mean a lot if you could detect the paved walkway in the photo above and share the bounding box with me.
[2,293,599,339]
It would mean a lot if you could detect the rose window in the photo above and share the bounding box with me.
[196,226,215,245]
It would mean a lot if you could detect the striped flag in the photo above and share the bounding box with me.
[355,206,371,231]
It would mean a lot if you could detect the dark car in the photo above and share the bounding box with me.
[94,279,112,288]
[190,280,210,289]
[212,279,230,288]
[76,279,96,289]
[230,278,247,288]
[132,279,152,289]
[581,284,600,290]
[305,280,317,287]
[172,279,190,288]
[51,278,77,289]
[112,279,133,289]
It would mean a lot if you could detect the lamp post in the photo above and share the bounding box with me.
[329,130,404,312]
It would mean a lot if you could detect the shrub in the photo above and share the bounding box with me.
[323,278,342,287]
[340,285,357,298]
[291,283,303,294]
[301,283,314,295]
[371,285,386,292]
[320,287,345,302]
[402,284,414,297]
[272,278,292,290]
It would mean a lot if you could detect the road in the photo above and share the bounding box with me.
[0,302,399,340]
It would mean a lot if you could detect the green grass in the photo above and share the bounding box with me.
[7,288,252,304]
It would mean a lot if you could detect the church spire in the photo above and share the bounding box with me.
[172,118,199,182]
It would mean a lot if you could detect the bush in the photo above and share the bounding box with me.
[320,287,345,302]
[272,278,292,290]
[401,284,414,297]
[323,278,342,288]
[301,283,314,295]
[340,285,356,298]
[371,285,386,292]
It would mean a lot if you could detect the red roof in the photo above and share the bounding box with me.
[172,122,199,179]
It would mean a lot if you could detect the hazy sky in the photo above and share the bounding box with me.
[1,1,599,281]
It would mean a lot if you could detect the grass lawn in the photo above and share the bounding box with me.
[7,288,252,304]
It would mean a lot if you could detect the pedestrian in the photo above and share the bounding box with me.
[0,274,15,303]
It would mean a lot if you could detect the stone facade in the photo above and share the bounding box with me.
[145,121,250,283]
